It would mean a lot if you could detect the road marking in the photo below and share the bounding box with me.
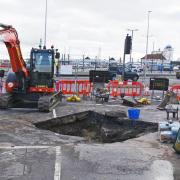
[54,146,62,180]
[0,145,62,180]
[0,145,51,149]
[150,160,174,180]
[53,109,57,118]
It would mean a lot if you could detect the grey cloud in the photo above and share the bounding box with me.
[0,0,180,59]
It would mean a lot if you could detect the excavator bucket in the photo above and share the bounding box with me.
[173,128,180,153]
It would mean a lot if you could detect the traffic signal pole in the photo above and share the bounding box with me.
[122,34,132,80]
[122,43,126,79]
[127,29,138,63]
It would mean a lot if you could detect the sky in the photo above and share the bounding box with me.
[0,0,180,61]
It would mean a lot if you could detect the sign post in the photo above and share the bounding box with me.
[149,78,169,99]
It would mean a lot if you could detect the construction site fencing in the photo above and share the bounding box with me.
[55,80,144,97]
[55,80,92,96]
[106,80,144,97]
[171,85,180,101]
[0,79,144,97]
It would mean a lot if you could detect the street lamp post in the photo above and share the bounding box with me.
[127,29,138,63]
[95,56,97,70]
[144,10,152,83]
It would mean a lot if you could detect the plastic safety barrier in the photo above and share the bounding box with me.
[0,79,143,98]
[56,80,92,96]
[171,85,180,101]
[107,80,144,97]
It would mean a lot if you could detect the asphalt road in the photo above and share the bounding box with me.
[0,73,179,179]
[0,137,175,180]
[0,102,178,180]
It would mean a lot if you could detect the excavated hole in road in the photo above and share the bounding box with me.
[35,111,158,143]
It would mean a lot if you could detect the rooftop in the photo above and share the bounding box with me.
[141,53,166,60]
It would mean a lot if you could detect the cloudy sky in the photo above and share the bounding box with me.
[0,0,180,60]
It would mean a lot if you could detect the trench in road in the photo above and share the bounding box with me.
[35,111,158,143]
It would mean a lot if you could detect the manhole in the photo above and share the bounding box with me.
[35,111,158,143]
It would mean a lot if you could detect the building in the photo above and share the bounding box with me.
[141,52,167,71]
[163,45,173,62]
[141,53,166,65]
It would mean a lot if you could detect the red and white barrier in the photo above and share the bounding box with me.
[171,85,180,101]
[107,80,144,97]
[0,79,144,98]
[55,80,92,96]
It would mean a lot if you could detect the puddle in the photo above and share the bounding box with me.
[35,111,158,143]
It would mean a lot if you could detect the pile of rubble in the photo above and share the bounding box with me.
[159,120,180,142]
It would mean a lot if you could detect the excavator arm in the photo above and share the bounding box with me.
[0,23,28,78]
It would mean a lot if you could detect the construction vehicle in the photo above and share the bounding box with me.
[0,23,61,112]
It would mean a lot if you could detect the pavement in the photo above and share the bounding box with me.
[0,98,180,180]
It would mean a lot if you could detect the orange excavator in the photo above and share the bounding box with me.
[0,23,61,111]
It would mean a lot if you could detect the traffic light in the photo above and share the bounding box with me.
[124,34,132,54]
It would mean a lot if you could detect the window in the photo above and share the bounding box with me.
[33,52,52,72]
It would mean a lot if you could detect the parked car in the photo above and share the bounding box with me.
[131,65,143,73]
[173,66,180,72]
[126,63,143,73]
[109,65,139,81]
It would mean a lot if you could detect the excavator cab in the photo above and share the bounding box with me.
[29,48,55,89]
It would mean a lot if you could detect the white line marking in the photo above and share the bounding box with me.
[0,146,51,149]
[150,160,174,180]
[0,145,62,180]
[53,109,57,118]
[54,146,62,180]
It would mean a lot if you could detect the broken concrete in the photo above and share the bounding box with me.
[123,96,139,107]
[105,110,127,118]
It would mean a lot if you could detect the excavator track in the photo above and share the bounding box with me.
[38,92,61,112]
[0,93,13,109]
